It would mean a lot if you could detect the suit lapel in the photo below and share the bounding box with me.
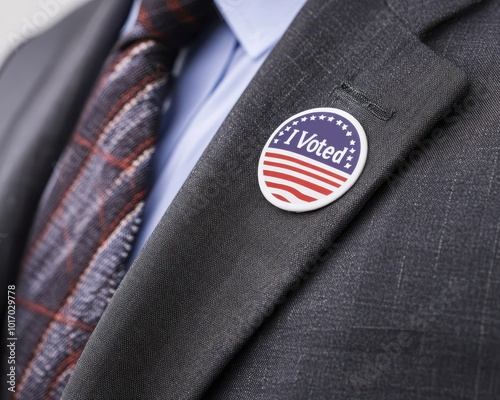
[64,0,477,398]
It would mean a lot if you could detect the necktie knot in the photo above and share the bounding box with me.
[123,0,215,51]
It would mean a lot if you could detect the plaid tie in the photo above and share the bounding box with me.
[14,1,212,398]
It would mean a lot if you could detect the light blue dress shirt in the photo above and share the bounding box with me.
[129,0,307,263]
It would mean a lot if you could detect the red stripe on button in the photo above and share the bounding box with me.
[264,160,342,188]
[272,193,290,203]
[264,170,333,196]
[265,152,348,182]
[265,181,317,203]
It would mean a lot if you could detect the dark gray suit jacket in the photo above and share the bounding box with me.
[1,0,499,399]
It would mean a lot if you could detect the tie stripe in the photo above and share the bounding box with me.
[24,73,166,264]
[17,201,146,398]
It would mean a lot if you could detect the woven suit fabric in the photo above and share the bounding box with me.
[13,1,212,398]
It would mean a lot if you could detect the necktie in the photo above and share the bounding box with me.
[14,1,212,398]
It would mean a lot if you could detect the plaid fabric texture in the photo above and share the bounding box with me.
[14,1,212,398]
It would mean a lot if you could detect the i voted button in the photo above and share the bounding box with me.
[258,108,368,212]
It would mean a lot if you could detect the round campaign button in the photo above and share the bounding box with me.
[258,108,368,213]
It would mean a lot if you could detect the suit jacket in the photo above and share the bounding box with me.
[1,0,499,399]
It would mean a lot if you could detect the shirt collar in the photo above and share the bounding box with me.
[213,0,308,59]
